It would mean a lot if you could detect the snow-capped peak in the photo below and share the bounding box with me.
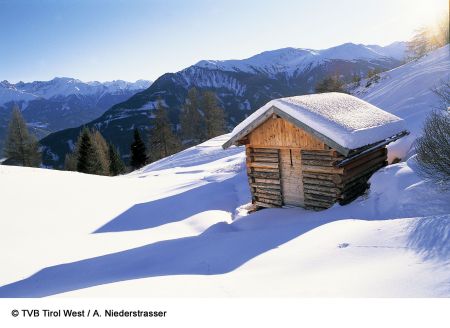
[194,42,406,76]
[0,78,152,105]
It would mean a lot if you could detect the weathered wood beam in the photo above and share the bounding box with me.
[254,192,282,201]
[302,165,344,174]
[248,172,280,179]
[301,149,338,156]
[302,177,337,187]
[251,167,280,173]
[302,172,343,184]
[255,197,282,206]
[301,154,335,161]
[303,184,341,194]
[253,178,281,185]
[248,162,279,169]
[250,148,279,154]
[304,193,337,202]
[254,201,278,208]
[304,188,340,197]
[254,188,282,196]
[302,159,337,167]
[250,182,281,190]
[251,156,279,163]
[250,152,279,158]
[304,199,333,209]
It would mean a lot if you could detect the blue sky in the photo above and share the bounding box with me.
[0,0,446,83]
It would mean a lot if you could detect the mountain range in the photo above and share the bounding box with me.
[0,78,151,154]
[37,42,407,167]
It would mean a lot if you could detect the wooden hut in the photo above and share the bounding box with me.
[222,92,408,210]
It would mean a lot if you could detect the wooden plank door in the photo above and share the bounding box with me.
[246,147,283,208]
[280,148,304,206]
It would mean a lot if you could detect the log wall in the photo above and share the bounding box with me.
[339,147,388,205]
[300,147,388,210]
[246,146,283,208]
[301,149,344,210]
[244,116,389,210]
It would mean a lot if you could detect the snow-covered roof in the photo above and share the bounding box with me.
[222,92,407,155]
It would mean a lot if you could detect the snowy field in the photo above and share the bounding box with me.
[0,46,449,298]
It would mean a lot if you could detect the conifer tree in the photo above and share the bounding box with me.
[315,75,346,93]
[3,105,41,167]
[64,152,78,171]
[90,129,110,175]
[130,128,147,170]
[351,74,361,86]
[148,100,180,162]
[65,128,124,175]
[202,91,226,139]
[64,132,81,171]
[76,127,96,174]
[180,88,205,146]
[108,143,126,175]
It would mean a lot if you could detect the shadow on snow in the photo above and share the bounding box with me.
[95,177,240,233]
[0,169,448,297]
[0,208,336,297]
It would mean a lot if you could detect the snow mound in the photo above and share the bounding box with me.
[227,92,406,150]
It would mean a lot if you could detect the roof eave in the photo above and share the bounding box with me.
[222,106,277,149]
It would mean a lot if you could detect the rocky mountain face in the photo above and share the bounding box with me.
[0,78,151,155]
[40,42,407,167]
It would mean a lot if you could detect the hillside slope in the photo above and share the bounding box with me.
[0,134,449,297]
[353,45,450,159]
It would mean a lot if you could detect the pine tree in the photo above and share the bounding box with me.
[202,91,226,139]
[180,88,206,146]
[90,129,110,175]
[148,100,180,162]
[367,68,381,79]
[108,143,126,176]
[130,128,147,170]
[3,105,41,167]
[64,153,78,171]
[76,127,96,174]
[65,128,123,175]
[351,74,361,86]
[315,75,346,93]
